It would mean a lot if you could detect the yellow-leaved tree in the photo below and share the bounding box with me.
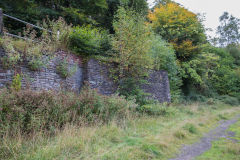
[148,2,206,61]
[148,2,208,92]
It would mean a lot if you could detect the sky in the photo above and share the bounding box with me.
[147,0,240,37]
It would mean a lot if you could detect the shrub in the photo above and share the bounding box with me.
[0,17,72,71]
[218,95,239,106]
[11,74,22,91]
[112,7,153,79]
[0,87,135,135]
[226,44,240,65]
[69,25,105,56]
[111,7,154,102]
[56,58,77,78]
[183,123,198,134]
[0,36,21,69]
[150,35,182,102]
[27,56,46,71]
[118,78,153,106]
[185,92,207,102]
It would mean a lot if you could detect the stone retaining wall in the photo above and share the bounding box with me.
[0,49,83,92]
[0,48,171,102]
[85,59,171,102]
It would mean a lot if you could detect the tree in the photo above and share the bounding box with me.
[111,7,154,104]
[148,2,207,95]
[150,35,182,101]
[0,0,108,34]
[153,0,172,7]
[148,2,206,61]
[102,0,149,32]
[112,7,153,79]
[216,12,240,46]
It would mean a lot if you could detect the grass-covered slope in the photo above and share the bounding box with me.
[1,90,239,160]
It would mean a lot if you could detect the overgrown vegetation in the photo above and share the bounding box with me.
[0,1,240,159]
[148,1,240,103]
[0,87,135,136]
[56,57,77,78]
[1,1,240,103]
[111,7,154,104]
[0,90,239,160]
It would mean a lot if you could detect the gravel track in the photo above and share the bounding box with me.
[169,114,240,160]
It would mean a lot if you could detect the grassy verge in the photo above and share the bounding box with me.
[1,103,240,160]
[197,119,240,160]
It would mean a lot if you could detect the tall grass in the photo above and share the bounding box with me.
[0,87,136,136]
[0,87,240,160]
[1,99,239,159]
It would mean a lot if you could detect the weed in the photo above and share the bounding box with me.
[11,74,22,91]
[141,144,162,158]
[218,114,229,120]
[174,131,186,139]
[183,123,198,134]
[56,57,77,78]
[138,104,177,116]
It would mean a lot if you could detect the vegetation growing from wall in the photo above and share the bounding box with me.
[150,35,182,102]
[69,25,109,56]
[0,17,74,78]
[56,57,77,78]
[111,7,154,104]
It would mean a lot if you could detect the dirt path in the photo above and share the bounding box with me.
[169,114,240,160]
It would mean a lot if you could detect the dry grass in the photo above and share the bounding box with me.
[1,103,240,160]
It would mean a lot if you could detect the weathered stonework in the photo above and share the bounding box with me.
[85,59,171,102]
[142,70,171,103]
[0,49,83,92]
[84,59,118,95]
[0,48,171,102]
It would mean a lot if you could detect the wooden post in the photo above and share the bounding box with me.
[0,8,3,34]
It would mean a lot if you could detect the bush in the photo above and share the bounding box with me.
[218,95,239,106]
[185,92,207,102]
[0,17,72,71]
[27,56,46,71]
[226,44,240,65]
[183,123,198,134]
[0,87,136,135]
[111,7,154,103]
[56,58,77,78]
[69,25,107,56]
[0,36,21,69]
[150,35,182,102]
[11,74,22,91]
[118,78,153,106]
